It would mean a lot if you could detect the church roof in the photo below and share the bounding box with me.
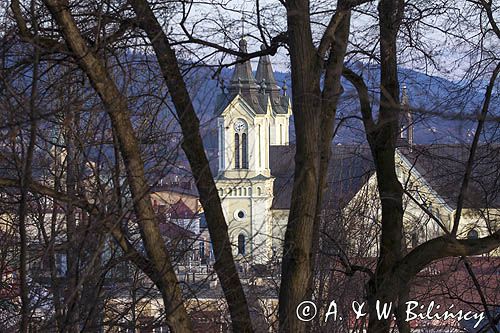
[158,221,196,240]
[269,143,500,211]
[214,39,290,116]
[269,145,374,210]
[229,39,259,90]
[214,91,290,117]
[167,199,195,219]
[399,144,500,210]
[153,139,499,213]
[255,45,279,90]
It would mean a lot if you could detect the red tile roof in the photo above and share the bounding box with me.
[167,199,195,219]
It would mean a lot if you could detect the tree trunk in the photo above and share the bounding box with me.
[128,1,254,331]
[278,0,321,331]
[41,0,192,331]
[312,1,352,294]
[365,1,405,332]
[63,103,80,333]
[279,1,354,331]
[17,45,39,333]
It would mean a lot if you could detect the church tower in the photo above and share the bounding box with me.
[214,39,291,264]
[400,85,414,149]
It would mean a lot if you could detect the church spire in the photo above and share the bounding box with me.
[229,39,259,92]
[401,84,409,107]
[255,44,279,92]
[400,84,414,149]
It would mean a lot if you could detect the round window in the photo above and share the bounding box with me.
[467,229,479,240]
[233,209,247,221]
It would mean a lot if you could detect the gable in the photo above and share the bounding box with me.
[220,95,254,118]
[215,91,268,117]
[399,145,500,209]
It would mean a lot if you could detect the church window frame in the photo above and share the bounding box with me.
[234,209,247,221]
[280,124,283,145]
[237,234,246,256]
[233,118,248,170]
[258,124,262,167]
[235,133,240,168]
[242,133,248,168]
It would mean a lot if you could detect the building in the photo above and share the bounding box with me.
[212,38,292,264]
[194,37,500,261]
[148,38,500,264]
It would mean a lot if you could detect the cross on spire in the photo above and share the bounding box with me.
[241,10,245,39]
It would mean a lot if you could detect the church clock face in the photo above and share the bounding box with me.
[233,119,246,133]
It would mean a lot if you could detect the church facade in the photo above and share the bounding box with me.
[150,39,500,264]
[213,39,291,264]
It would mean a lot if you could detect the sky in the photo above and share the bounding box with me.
[176,0,499,86]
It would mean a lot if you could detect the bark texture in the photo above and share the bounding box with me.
[279,1,353,331]
[127,1,254,331]
[342,1,500,331]
[365,1,406,331]
[41,0,192,331]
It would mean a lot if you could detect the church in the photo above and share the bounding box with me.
[151,38,500,265]
[212,38,292,264]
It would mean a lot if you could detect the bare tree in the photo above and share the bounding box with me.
[1,0,500,332]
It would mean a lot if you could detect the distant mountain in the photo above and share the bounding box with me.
[5,49,496,149]
[334,64,497,145]
[189,63,499,150]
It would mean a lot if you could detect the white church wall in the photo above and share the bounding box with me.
[339,150,498,257]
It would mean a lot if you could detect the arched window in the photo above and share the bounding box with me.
[235,133,240,168]
[237,234,246,255]
[233,119,248,170]
[258,124,262,167]
[242,133,248,169]
[199,241,205,259]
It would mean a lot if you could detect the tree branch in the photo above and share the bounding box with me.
[451,62,500,235]
[0,177,161,295]
[10,0,67,52]
[396,231,500,283]
[342,66,376,131]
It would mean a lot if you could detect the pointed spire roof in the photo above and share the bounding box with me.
[256,44,279,91]
[229,39,259,91]
[401,84,409,107]
[214,38,290,116]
